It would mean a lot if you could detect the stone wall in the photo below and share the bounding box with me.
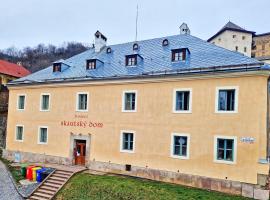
[0,89,8,148]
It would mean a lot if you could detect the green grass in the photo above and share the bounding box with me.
[56,173,248,200]
[0,151,24,183]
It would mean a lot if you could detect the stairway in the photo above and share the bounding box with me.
[27,169,74,200]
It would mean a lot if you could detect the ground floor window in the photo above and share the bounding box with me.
[15,125,24,141]
[170,133,190,159]
[38,127,48,144]
[120,131,135,153]
[214,136,237,164]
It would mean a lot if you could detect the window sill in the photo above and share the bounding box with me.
[15,140,23,143]
[215,110,238,114]
[120,150,135,154]
[214,159,236,165]
[170,155,189,160]
[122,110,137,113]
[173,110,192,114]
[76,110,89,112]
[17,109,25,111]
[40,110,50,112]
[38,142,48,145]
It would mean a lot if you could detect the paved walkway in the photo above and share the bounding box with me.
[0,160,22,200]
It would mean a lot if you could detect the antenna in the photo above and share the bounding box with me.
[135,4,139,41]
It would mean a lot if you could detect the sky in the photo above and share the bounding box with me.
[0,0,269,49]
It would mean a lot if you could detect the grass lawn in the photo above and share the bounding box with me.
[56,173,248,200]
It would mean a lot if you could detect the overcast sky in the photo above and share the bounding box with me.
[0,0,269,49]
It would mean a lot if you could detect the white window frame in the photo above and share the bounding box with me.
[17,94,26,111]
[122,90,137,112]
[120,130,136,153]
[76,92,89,112]
[40,93,51,112]
[215,86,239,114]
[170,133,190,159]
[173,88,192,113]
[15,125,24,142]
[38,126,48,145]
[214,135,237,165]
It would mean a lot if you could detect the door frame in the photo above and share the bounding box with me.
[69,134,91,166]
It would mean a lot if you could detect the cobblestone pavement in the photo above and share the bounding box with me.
[0,160,22,200]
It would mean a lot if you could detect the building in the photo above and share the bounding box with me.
[207,21,254,57]
[3,30,270,198]
[0,60,30,87]
[252,32,270,64]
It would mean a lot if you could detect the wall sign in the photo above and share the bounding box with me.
[61,120,103,128]
[240,137,255,144]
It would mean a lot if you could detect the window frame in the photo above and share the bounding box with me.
[172,88,192,113]
[122,90,137,112]
[15,125,24,142]
[120,130,136,153]
[125,55,137,67]
[170,133,190,159]
[214,135,237,165]
[40,93,51,112]
[86,59,96,70]
[171,49,186,62]
[76,92,89,112]
[215,86,238,114]
[38,126,48,145]
[17,94,26,111]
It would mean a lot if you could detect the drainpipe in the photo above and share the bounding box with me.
[267,77,270,161]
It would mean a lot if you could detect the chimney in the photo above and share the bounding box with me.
[94,31,107,52]
[179,23,190,35]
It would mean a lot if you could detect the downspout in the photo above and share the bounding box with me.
[267,77,270,161]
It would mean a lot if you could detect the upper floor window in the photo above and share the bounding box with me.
[40,93,50,111]
[15,125,24,142]
[76,92,89,112]
[162,39,169,46]
[17,94,25,110]
[244,47,247,52]
[242,36,246,40]
[120,131,135,153]
[171,49,186,62]
[171,133,190,159]
[106,47,112,54]
[133,43,139,50]
[173,89,192,113]
[232,35,236,38]
[235,46,238,51]
[38,127,48,144]
[53,63,61,72]
[214,136,237,164]
[125,55,137,66]
[215,86,238,113]
[122,91,137,112]
[86,60,96,70]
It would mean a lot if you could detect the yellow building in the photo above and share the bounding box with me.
[4,31,270,198]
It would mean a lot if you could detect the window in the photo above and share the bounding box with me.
[122,91,137,112]
[218,38,221,42]
[120,131,135,153]
[125,55,137,66]
[133,43,139,50]
[262,44,265,50]
[38,127,48,144]
[76,93,89,111]
[235,46,238,51]
[171,133,190,159]
[242,36,246,40]
[106,47,112,54]
[232,35,236,38]
[162,39,169,46]
[17,95,25,110]
[53,63,61,72]
[214,136,237,164]
[40,94,50,111]
[171,49,186,62]
[244,47,247,53]
[173,89,192,113]
[15,125,24,142]
[215,86,238,113]
[86,60,96,70]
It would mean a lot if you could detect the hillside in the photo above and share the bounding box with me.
[0,42,90,73]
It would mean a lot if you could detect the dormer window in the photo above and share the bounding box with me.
[171,49,187,62]
[106,47,112,54]
[53,63,61,72]
[162,39,169,46]
[125,55,137,66]
[86,59,96,70]
[133,43,139,51]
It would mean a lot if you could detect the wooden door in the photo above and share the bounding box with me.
[75,141,86,166]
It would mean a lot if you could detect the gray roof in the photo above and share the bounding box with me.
[12,33,266,85]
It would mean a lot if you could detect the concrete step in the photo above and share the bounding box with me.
[36,189,55,195]
[55,170,73,175]
[50,176,68,181]
[28,195,48,200]
[43,182,61,188]
[34,192,52,199]
[46,179,63,185]
[52,174,70,179]
[39,186,58,192]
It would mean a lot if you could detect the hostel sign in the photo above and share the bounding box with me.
[61,120,103,128]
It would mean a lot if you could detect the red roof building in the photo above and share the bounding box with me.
[0,60,30,78]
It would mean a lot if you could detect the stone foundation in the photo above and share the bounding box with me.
[3,150,269,199]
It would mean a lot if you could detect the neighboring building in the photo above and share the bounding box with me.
[0,60,30,88]
[179,22,190,35]
[207,21,254,57]
[3,30,270,198]
[252,32,270,64]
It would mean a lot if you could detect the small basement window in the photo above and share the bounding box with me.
[125,55,137,66]
[171,49,187,62]
[133,43,139,50]
[53,63,61,72]
[106,47,112,54]
[86,60,96,70]
[162,39,169,46]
